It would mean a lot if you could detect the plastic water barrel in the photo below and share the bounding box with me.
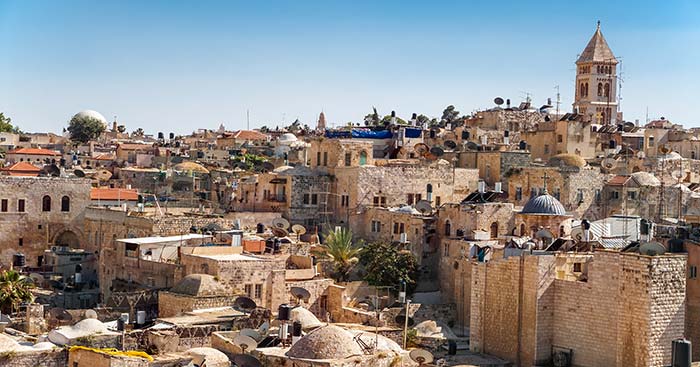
[672,339,692,367]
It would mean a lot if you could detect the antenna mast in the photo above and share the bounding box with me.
[247,109,250,130]
[554,85,561,117]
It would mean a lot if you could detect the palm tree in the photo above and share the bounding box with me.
[0,270,35,314]
[313,228,363,282]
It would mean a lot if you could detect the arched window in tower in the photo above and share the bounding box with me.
[42,195,51,212]
[490,222,499,239]
[604,83,610,97]
[444,220,451,237]
[520,223,526,236]
[61,196,70,212]
[584,83,589,97]
[597,83,603,96]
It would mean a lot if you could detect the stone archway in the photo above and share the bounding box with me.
[53,229,82,248]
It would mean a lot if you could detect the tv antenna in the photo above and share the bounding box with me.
[554,85,561,117]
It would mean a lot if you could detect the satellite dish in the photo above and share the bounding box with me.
[494,97,505,106]
[240,328,262,342]
[272,218,290,230]
[257,321,270,336]
[601,158,617,170]
[49,308,73,322]
[429,146,445,157]
[395,314,415,327]
[41,164,61,177]
[85,309,98,319]
[234,296,257,312]
[73,169,85,178]
[272,227,288,238]
[639,242,666,256]
[233,335,258,353]
[672,170,683,180]
[466,141,479,151]
[409,349,434,364]
[414,143,430,156]
[290,287,311,303]
[658,144,671,154]
[28,273,44,284]
[230,353,263,367]
[637,151,646,159]
[571,227,584,242]
[444,140,457,150]
[261,162,275,172]
[291,224,306,236]
[415,200,433,215]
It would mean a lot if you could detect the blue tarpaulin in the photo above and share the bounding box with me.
[351,129,392,139]
[324,130,352,139]
[404,127,422,138]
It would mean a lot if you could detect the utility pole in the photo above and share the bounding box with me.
[246,109,250,130]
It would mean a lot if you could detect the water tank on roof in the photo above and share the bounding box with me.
[672,339,691,367]
[278,304,291,321]
[12,253,25,267]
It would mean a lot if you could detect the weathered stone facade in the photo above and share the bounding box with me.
[0,176,91,267]
[469,251,686,367]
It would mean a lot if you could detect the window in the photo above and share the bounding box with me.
[18,238,23,247]
[610,191,620,200]
[573,262,582,273]
[380,197,386,207]
[373,196,380,206]
[604,83,610,97]
[255,284,262,299]
[553,188,560,200]
[595,189,601,202]
[520,223,526,236]
[359,151,367,166]
[311,194,318,205]
[42,195,51,211]
[407,194,414,205]
[597,82,603,96]
[690,266,697,279]
[1,199,7,212]
[490,222,498,239]
[18,199,25,212]
[443,242,449,257]
[371,220,381,233]
[415,194,421,202]
[245,284,253,298]
[557,134,563,143]
[515,187,522,201]
[444,220,451,237]
[303,194,310,205]
[323,152,328,166]
[61,196,70,212]
[648,137,655,147]
[341,195,349,207]
[628,191,637,200]
[344,153,352,166]
[399,223,405,234]
[530,187,538,198]
[436,196,441,206]
[393,222,400,234]
[577,189,584,203]
[316,152,321,166]
[544,145,550,154]
[125,242,138,257]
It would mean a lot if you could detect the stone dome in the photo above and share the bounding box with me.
[73,110,107,124]
[290,306,323,331]
[185,347,230,367]
[548,154,587,168]
[277,133,298,144]
[521,192,567,215]
[170,274,227,297]
[286,325,362,360]
[173,161,210,174]
[631,172,660,187]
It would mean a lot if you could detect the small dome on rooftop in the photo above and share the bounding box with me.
[170,274,228,297]
[278,133,298,144]
[631,172,661,187]
[548,154,587,168]
[521,192,567,216]
[286,325,362,360]
[73,110,107,124]
[173,161,210,174]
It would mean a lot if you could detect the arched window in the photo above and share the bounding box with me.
[604,83,610,97]
[490,222,499,239]
[584,83,589,97]
[426,184,433,193]
[559,225,566,237]
[445,220,452,237]
[42,195,51,212]
[359,151,367,166]
[580,83,585,97]
[61,196,70,212]
[520,223,526,236]
[597,83,603,96]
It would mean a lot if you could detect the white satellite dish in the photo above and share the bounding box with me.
[415,200,433,215]
[639,242,666,256]
[85,309,98,319]
[601,158,617,171]
[272,218,290,230]
[409,348,435,364]
[233,334,257,352]
[257,321,270,337]
[240,328,262,342]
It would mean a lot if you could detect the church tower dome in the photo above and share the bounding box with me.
[573,22,619,125]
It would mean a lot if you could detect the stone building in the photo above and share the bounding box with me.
[158,273,239,317]
[505,156,606,217]
[0,176,91,267]
[573,22,620,125]
[457,149,530,187]
[4,147,61,165]
[469,250,686,367]
[590,172,661,220]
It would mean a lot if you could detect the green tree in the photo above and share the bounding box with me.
[313,228,363,282]
[359,242,419,293]
[67,115,106,144]
[0,112,21,134]
[0,270,35,314]
[132,128,145,137]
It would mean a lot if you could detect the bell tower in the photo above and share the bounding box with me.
[573,21,619,125]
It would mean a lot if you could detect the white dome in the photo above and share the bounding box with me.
[278,133,298,144]
[73,110,107,124]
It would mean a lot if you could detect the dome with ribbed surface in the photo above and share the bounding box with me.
[170,274,227,296]
[521,193,567,215]
[286,325,362,360]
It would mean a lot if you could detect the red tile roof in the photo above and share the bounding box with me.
[231,130,269,141]
[94,153,115,161]
[607,175,631,186]
[90,188,139,201]
[1,162,41,177]
[7,147,60,156]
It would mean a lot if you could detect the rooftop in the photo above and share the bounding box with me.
[7,147,60,156]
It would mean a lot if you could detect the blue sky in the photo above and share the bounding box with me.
[1,0,699,134]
